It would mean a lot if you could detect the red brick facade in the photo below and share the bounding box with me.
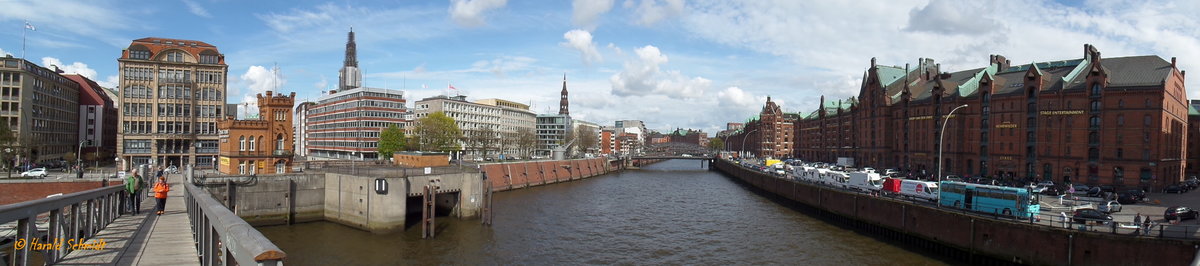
[727,97,794,158]
[792,45,1187,190]
[0,180,112,205]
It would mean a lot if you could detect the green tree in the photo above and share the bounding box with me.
[377,125,407,159]
[413,112,463,152]
[707,138,725,151]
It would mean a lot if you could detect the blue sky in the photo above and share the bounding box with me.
[1,0,1197,134]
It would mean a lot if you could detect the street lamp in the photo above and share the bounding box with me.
[5,148,11,179]
[77,140,86,172]
[741,128,759,158]
[937,104,969,183]
[351,151,357,175]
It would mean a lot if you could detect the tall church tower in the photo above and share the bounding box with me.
[338,27,362,91]
[559,74,569,115]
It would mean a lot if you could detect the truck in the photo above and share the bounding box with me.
[882,178,939,202]
[836,157,855,167]
[847,172,884,192]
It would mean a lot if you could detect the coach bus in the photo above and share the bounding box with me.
[938,181,1040,218]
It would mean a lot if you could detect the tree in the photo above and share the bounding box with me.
[0,121,13,176]
[576,126,598,155]
[412,112,463,152]
[466,126,499,159]
[707,138,725,151]
[377,125,407,159]
[516,128,537,158]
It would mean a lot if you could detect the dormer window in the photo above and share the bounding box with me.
[165,51,185,62]
[130,50,151,60]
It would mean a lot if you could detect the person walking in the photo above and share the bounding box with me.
[125,169,144,215]
[152,175,170,215]
[1143,214,1152,236]
[1133,213,1142,235]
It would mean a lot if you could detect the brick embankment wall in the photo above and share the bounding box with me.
[481,158,613,192]
[0,179,112,205]
[714,159,1198,266]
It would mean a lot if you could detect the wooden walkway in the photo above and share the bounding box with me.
[57,174,200,265]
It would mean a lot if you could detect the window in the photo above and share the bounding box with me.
[249,136,256,151]
[1090,100,1101,112]
[1144,115,1151,126]
[1116,148,1123,159]
[1091,84,1101,95]
[1089,116,1101,128]
[239,136,246,151]
[1140,168,1152,180]
[1114,167,1124,184]
[1118,100,1124,108]
[130,50,151,60]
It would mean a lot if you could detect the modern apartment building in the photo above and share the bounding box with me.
[116,37,227,169]
[413,95,536,158]
[64,74,117,163]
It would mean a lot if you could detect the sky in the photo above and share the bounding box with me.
[0,0,1197,134]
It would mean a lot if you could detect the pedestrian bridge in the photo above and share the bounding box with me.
[0,166,284,265]
[629,156,715,160]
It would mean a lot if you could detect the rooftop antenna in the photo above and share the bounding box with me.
[272,62,279,92]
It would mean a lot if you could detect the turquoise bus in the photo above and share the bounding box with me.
[938,181,1040,218]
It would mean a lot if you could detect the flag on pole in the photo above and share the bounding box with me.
[24,21,35,31]
[448,83,457,91]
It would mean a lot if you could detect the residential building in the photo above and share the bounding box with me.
[791,44,1188,189]
[536,114,571,157]
[0,57,82,165]
[572,119,600,154]
[217,91,295,174]
[727,97,795,158]
[306,87,407,160]
[413,95,536,158]
[117,37,227,169]
[293,101,315,158]
[64,74,117,164]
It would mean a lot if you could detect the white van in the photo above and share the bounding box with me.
[825,171,850,188]
[848,172,884,192]
[898,180,940,202]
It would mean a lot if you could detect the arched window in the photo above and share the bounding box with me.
[1140,168,1152,180]
[1089,116,1101,128]
[249,136,256,151]
[1118,100,1124,108]
[1117,115,1124,126]
[1043,164,1053,181]
[1088,148,1099,161]
[1091,84,1102,95]
[239,136,246,151]
[276,134,285,151]
[1090,100,1101,112]
[1143,115,1151,126]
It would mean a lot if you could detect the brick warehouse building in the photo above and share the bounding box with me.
[792,44,1188,190]
[726,97,795,158]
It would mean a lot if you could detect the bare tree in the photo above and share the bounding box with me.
[516,128,537,158]
[576,126,598,155]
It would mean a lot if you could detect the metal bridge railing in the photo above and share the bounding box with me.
[0,184,124,265]
[184,181,285,265]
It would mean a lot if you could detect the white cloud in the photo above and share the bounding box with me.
[0,0,137,47]
[561,29,603,65]
[183,0,212,18]
[610,45,710,99]
[624,0,684,26]
[448,0,508,27]
[314,75,328,90]
[98,75,118,88]
[235,65,286,117]
[0,47,9,57]
[677,0,1200,110]
[572,0,614,30]
[40,57,98,79]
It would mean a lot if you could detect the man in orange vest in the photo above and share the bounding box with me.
[152,175,170,215]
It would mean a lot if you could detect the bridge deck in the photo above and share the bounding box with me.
[57,174,200,265]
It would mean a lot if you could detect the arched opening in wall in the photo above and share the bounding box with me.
[1043,163,1053,182]
[276,134,285,152]
[966,159,974,176]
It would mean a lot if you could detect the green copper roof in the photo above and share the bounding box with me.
[955,63,999,97]
[1190,105,1200,116]
[876,66,907,87]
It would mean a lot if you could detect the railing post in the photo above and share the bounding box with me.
[84,199,94,238]
[14,216,33,266]
[70,203,81,241]
[47,208,62,264]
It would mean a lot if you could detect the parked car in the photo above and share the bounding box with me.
[1097,201,1122,213]
[1071,184,1090,195]
[1040,185,1067,196]
[1165,184,1186,194]
[165,165,179,174]
[1164,206,1199,221]
[1073,208,1113,224]
[20,168,48,178]
[1116,192,1140,204]
[1086,187,1103,197]
[1186,177,1200,190]
[1124,189,1146,201]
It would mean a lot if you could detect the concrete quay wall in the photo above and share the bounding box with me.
[714,159,1198,266]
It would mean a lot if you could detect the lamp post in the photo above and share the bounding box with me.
[76,140,86,173]
[937,104,969,183]
[5,148,11,179]
[114,157,120,179]
[351,151,357,175]
[741,128,759,158]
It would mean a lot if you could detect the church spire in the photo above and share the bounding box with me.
[344,27,358,67]
[559,74,569,115]
[338,27,362,91]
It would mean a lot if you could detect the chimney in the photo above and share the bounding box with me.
[1172,57,1177,68]
[870,57,876,68]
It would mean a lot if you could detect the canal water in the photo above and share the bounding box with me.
[257,160,949,265]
